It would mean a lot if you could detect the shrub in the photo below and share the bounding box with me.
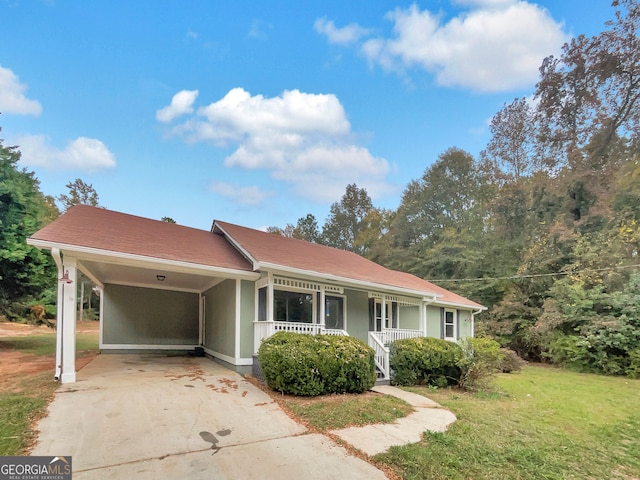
[257,332,376,396]
[457,337,505,391]
[548,332,638,377]
[389,337,462,387]
[625,348,640,379]
[498,348,525,373]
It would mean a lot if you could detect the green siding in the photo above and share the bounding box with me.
[426,306,442,339]
[399,305,420,330]
[344,289,369,343]
[203,280,235,357]
[458,309,473,338]
[102,284,198,345]
[240,280,255,359]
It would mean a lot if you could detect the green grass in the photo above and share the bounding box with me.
[0,333,98,356]
[281,393,414,431]
[0,372,59,455]
[0,330,99,455]
[377,366,640,480]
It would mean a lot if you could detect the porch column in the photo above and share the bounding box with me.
[420,302,427,336]
[382,298,387,330]
[319,286,326,328]
[60,256,77,383]
[267,273,274,322]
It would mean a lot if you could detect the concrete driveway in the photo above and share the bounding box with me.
[31,354,387,480]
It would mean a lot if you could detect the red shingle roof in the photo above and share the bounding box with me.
[29,206,483,308]
[214,221,483,309]
[29,205,253,272]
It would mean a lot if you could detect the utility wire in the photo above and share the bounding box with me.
[430,263,640,283]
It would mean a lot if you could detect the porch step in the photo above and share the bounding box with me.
[375,378,390,386]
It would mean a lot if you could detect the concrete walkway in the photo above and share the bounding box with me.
[330,385,457,456]
[31,355,387,480]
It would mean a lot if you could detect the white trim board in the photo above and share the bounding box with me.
[202,347,253,366]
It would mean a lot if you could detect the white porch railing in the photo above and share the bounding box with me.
[376,328,423,345]
[368,329,424,381]
[368,331,390,380]
[254,321,348,353]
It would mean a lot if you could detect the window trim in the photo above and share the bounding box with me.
[444,308,457,340]
[324,293,347,331]
[273,287,317,323]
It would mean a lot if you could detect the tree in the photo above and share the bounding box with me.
[483,98,540,181]
[292,214,321,243]
[353,208,394,262]
[57,178,101,211]
[161,217,176,223]
[321,184,373,254]
[392,148,486,249]
[535,0,640,169]
[0,132,58,319]
[266,224,295,237]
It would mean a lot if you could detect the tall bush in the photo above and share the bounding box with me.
[389,337,462,387]
[457,337,505,391]
[258,332,376,396]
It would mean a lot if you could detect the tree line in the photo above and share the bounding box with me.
[269,0,640,377]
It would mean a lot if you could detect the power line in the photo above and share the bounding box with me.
[430,264,640,283]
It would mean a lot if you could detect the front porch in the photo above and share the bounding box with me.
[252,275,434,381]
[253,318,424,381]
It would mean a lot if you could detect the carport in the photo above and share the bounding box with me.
[27,206,259,383]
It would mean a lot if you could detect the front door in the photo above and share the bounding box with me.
[374,299,390,331]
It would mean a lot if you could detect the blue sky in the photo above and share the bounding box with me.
[1,0,616,231]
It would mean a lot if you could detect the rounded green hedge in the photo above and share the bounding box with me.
[257,332,377,396]
[389,337,462,387]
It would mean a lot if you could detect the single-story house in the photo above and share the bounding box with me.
[27,205,485,383]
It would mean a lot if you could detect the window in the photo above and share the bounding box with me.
[374,299,391,331]
[444,309,456,340]
[325,295,345,330]
[274,290,313,323]
[258,287,267,322]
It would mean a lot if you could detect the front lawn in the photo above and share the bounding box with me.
[280,392,414,431]
[378,366,640,479]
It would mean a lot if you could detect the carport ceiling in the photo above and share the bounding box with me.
[80,259,224,292]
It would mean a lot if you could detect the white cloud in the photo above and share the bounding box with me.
[314,17,371,45]
[322,2,568,93]
[209,181,273,206]
[16,134,116,171]
[272,145,392,201]
[0,65,42,115]
[161,88,392,202]
[156,89,199,123]
[248,19,272,40]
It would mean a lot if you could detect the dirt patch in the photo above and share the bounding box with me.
[0,351,97,392]
[0,320,99,337]
[0,320,99,392]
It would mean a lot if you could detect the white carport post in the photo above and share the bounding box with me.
[60,256,78,383]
